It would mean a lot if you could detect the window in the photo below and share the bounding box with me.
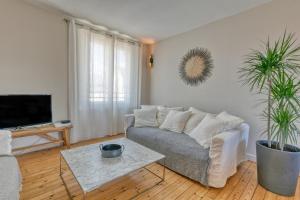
[89,36,108,102]
[87,32,136,103]
[69,21,140,141]
[114,48,127,102]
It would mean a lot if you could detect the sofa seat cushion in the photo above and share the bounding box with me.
[0,156,21,200]
[127,127,210,185]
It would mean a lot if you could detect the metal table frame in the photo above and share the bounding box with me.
[60,153,166,200]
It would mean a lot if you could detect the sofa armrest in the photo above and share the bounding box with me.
[124,114,135,134]
[0,156,21,200]
[208,123,250,188]
[0,130,12,156]
[236,123,250,163]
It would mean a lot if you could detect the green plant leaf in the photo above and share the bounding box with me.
[239,31,300,150]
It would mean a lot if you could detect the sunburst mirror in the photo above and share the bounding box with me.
[179,48,214,86]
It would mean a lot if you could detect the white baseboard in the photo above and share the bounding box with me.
[246,153,256,162]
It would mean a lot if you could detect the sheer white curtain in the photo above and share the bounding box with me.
[112,39,140,132]
[68,20,140,143]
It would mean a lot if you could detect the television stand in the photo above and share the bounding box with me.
[11,124,72,153]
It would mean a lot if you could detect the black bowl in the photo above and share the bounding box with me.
[99,144,125,158]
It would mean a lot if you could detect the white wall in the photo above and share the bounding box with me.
[150,0,300,157]
[0,0,68,151]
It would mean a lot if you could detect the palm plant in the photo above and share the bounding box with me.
[239,31,300,150]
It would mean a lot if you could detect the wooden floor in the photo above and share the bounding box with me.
[17,135,300,200]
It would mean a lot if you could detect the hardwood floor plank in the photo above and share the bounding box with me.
[133,170,181,200]
[252,185,267,200]
[150,177,191,200]
[87,169,151,200]
[175,183,207,200]
[163,178,194,200]
[224,163,256,200]
[107,171,160,200]
[16,136,299,200]
[214,162,252,200]
[204,187,222,199]
[295,178,300,200]
[277,195,294,200]
[239,163,258,200]
[264,191,278,200]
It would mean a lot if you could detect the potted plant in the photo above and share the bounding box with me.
[239,31,300,196]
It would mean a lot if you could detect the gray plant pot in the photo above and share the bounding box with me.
[256,140,300,196]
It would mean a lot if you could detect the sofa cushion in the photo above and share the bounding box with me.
[134,108,158,127]
[159,110,191,133]
[217,111,244,131]
[0,156,21,200]
[157,106,184,125]
[140,105,163,109]
[127,127,210,185]
[183,108,208,134]
[184,112,207,134]
[189,114,225,148]
[188,107,207,114]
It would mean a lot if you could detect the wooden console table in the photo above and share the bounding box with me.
[11,125,72,152]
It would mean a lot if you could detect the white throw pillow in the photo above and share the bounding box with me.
[184,113,207,134]
[189,114,225,148]
[217,111,244,131]
[157,106,184,125]
[159,110,192,133]
[188,107,207,114]
[141,105,163,109]
[134,108,158,127]
[0,130,12,155]
[183,107,207,134]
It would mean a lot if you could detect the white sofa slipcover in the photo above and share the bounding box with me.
[124,114,249,188]
[0,156,22,200]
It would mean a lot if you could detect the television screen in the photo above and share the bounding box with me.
[0,95,52,129]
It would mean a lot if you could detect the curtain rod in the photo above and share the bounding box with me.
[63,18,141,46]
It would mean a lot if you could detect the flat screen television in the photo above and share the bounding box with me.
[0,95,52,129]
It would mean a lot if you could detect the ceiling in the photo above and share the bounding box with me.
[27,0,271,44]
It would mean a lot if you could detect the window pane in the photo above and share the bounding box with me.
[89,33,112,102]
[88,34,137,103]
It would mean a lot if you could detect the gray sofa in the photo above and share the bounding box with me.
[124,114,250,188]
[0,156,21,200]
[127,126,210,185]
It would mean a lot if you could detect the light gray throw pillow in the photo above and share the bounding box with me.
[217,111,244,131]
[184,107,208,134]
[189,114,225,148]
[134,108,158,127]
[159,110,192,133]
[157,106,184,125]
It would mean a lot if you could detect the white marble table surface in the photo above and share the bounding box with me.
[60,138,165,193]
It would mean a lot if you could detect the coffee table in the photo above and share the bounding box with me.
[60,138,166,199]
